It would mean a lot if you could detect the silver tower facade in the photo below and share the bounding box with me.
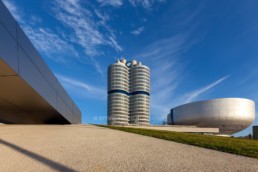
[108,59,150,126]
[108,59,129,125]
[129,60,150,125]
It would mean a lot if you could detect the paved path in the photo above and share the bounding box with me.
[0,125,257,172]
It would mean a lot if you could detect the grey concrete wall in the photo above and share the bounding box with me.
[0,1,81,124]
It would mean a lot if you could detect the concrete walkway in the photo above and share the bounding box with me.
[0,125,257,172]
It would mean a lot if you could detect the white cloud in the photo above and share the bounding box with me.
[52,0,104,56]
[136,29,204,122]
[23,27,79,62]
[53,0,122,54]
[136,34,192,120]
[52,0,122,74]
[150,74,229,122]
[150,60,180,120]
[56,74,106,99]
[94,9,110,23]
[97,0,123,7]
[131,26,144,35]
[94,10,122,52]
[185,75,230,103]
[129,0,166,9]
[108,32,123,51]
[90,57,105,76]
[2,0,78,63]
[4,0,123,75]
[139,34,191,60]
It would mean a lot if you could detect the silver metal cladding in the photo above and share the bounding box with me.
[167,98,255,135]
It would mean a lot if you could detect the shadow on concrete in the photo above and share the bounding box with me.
[0,139,77,172]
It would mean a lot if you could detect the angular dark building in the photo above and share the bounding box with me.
[0,1,81,124]
[253,126,258,140]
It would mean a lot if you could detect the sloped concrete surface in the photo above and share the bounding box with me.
[0,125,257,172]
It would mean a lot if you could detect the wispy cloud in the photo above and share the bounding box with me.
[52,0,122,74]
[184,75,230,103]
[138,33,193,60]
[135,33,194,121]
[131,26,144,35]
[2,0,23,22]
[52,0,122,56]
[134,2,205,123]
[108,32,123,52]
[97,0,166,9]
[4,0,123,75]
[150,60,180,120]
[129,0,166,9]
[52,0,104,56]
[90,57,105,76]
[23,27,79,63]
[97,0,123,7]
[56,74,106,99]
[94,9,110,23]
[2,0,78,63]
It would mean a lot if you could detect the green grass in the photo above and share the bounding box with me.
[97,125,258,159]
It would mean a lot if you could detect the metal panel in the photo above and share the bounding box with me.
[17,25,75,114]
[17,25,79,119]
[0,2,81,124]
[0,62,66,124]
[0,23,18,73]
[18,46,57,108]
[57,94,72,122]
[55,81,74,112]
[16,25,58,91]
[0,59,17,75]
[73,103,81,123]
[58,87,73,112]
[0,1,17,40]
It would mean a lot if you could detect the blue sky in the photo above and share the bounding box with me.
[3,0,258,136]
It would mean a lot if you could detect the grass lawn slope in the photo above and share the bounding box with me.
[98,125,258,159]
